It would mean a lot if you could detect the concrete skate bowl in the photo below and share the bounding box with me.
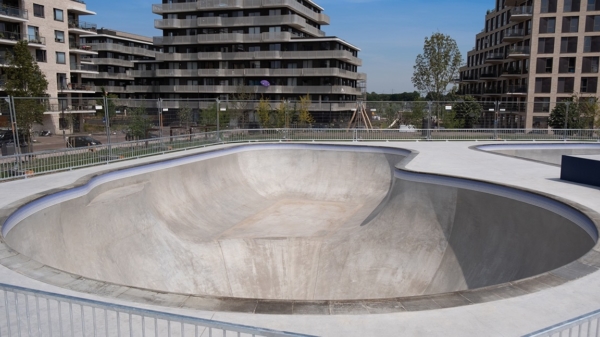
[477,143,600,165]
[1,144,599,314]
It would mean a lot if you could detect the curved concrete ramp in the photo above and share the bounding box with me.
[2,144,596,301]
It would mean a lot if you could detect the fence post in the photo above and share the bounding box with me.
[104,95,111,161]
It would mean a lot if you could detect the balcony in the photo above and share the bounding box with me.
[154,15,325,37]
[483,88,503,96]
[27,35,46,47]
[504,0,528,7]
[510,7,533,22]
[152,0,330,24]
[127,85,362,96]
[0,5,28,22]
[69,42,97,55]
[68,20,97,34]
[503,29,527,42]
[81,72,133,80]
[0,30,21,44]
[507,46,531,59]
[479,72,498,81]
[506,85,528,95]
[156,50,362,66]
[500,69,527,78]
[86,43,156,57]
[460,75,479,82]
[60,83,96,93]
[485,53,505,64]
[154,32,292,45]
[91,58,134,67]
[70,63,98,74]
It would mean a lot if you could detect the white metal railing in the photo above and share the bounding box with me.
[1,129,600,182]
[522,308,600,336]
[0,282,316,337]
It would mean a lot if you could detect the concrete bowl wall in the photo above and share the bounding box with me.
[2,144,596,301]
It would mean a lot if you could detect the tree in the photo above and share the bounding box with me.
[549,96,599,129]
[297,95,314,126]
[177,104,193,129]
[96,90,118,119]
[3,40,49,143]
[256,97,271,128]
[448,96,481,128]
[412,33,462,101]
[230,83,255,128]
[128,106,150,140]
[274,100,289,128]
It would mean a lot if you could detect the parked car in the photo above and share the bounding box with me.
[0,130,29,146]
[67,136,101,148]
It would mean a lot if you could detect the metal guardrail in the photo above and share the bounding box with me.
[0,282,316,337]
[523,308,600,336]
[1,128,600,182]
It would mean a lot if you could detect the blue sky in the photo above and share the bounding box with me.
[89,0,491,93]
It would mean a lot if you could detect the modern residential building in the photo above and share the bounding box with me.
[0,0,99,133]
[458,0,600,129]
[80,28,161,99]
[144,0,366,122]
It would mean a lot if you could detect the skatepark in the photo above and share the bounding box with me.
[1,141,600,336]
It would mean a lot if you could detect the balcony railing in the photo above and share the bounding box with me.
[485,53,505,62]
[60,83,96,91]
[501,68,527,76]
[508,46,531,54]
[70,63,98,72]
[506,85,528,94]
[510,6,533,15]
[0,30,21,41]
[504,29,526,39]
[69,42,94,51]
[480,72,498,79]
[68,20,97,32]
[0,5,28,20]
[27,34,46,45]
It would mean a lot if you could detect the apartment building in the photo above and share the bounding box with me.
[142,0,365,121]
[80,28,160,98]
[459,0,600,129]
[0,0,99,133]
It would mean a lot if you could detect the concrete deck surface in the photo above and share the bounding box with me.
[0,141,600,336]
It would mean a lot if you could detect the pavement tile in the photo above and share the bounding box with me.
[292,301,330,315]
[255,300,293,315]
[362,300,405,314]
[330,301,370,315]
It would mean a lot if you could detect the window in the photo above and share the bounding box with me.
[35,50,46,62]
[534,97,551,112]
[269,44,281,51]
[583,57,599,72]
[540,17,556,33]
[54,30,64,43]
[559,57,577,73]
[584,36,600,52]
[541,0,558,12]
[533,117,549,129]
[538,37,555,53]
[269,26,281,33]
[589,0,600,11]
[56,52,65,64]
[558,77,575,93]
[535,78,552,93]
[536,57,554,73]
[270,61,281,69]
[562,17,579,33]
[560,37,578,53]
[565,0,581,11]
[586,16,600,32]
[33,4,44,18]
[53,9,63,21]
[581,77,598,93]
[248,27,260,34]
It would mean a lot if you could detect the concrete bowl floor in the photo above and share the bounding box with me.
[1,143,597,315]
